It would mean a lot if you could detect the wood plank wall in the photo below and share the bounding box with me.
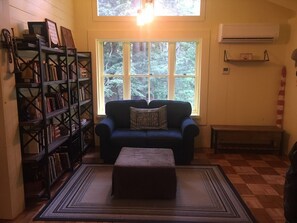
[9,0,75,37]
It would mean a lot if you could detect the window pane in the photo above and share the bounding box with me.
[103,42,123,75]
[155,0,200,16]
[131,77,148,100]
[97,0,140,16]
[150,78,168,100]
[175,42,196,75]
[150,42,168,75]
[104,77,123,102]
[130,42,148,75]
[175,77,195,107]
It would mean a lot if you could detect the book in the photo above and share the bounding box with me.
[53,153,63,176]
[59,152,71,170]
[79,67,88,78]
[16,61,40,83]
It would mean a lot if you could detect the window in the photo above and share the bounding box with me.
[99,41,200,115]
[154,0,201,16]
[97,0,141,16]
[95,0,204,18]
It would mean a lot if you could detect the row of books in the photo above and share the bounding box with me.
[16,61,89,84]
[20,92,67,121]
[79,86,90,101]
[20,91,87,122]
[69,89,79,104]
[23,152,71,196]
[79,67,88,78]
[48,152,71,185]
[20,91,90,122]
[46,92,68,113]
[44,63,67,82]
[23,124,69,154]
[69,63,77,80]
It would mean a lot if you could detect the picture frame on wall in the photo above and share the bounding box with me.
[60,26,76,49]
[45,18,60,48]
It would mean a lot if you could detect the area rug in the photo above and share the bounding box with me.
[35,164,256,222]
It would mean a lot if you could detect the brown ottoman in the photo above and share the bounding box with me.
[112,147,177,199]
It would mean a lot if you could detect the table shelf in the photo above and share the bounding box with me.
[210,125,283,155]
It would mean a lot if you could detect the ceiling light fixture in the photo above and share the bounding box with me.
[137,0,155,26]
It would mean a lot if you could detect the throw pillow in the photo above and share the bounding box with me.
[130,105,167,130]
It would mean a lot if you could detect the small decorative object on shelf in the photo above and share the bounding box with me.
[224,50,269,62]
[240,53,253,60]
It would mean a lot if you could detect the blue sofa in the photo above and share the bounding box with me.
[95,99,199,164]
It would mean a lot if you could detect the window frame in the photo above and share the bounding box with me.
[98,40,201,115]
[92,0,206,22]
[90,29,210,125]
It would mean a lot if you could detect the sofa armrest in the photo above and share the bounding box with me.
[95,117,115,139]
[181,118,199,138]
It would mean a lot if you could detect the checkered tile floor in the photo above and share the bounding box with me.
[193,149,289,223]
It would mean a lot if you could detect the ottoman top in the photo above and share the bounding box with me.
[115,147,175,167]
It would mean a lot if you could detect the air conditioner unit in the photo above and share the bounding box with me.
[218,23,279,43]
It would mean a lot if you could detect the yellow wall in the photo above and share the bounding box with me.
[1,0,297,219]
[0,0,75,219]
[73,0,297,152]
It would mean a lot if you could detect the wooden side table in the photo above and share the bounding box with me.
[210,125,284,154]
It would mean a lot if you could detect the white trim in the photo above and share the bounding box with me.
[96,41,105,115]
[168,42,176,100]
[89,29,210,125]
[123,43,130,99]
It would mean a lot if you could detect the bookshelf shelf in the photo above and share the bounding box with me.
[15,39,94,200]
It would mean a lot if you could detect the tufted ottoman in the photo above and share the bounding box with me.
[112,147,177,199]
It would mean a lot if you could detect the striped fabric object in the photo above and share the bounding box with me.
[130,105,167,130]
[276,66,287,128]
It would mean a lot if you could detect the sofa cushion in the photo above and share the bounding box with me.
[130,105,167,130]
[146,129,183,146]
[148,100,192,128]
[110,129,147,146]
[105,99,148,128]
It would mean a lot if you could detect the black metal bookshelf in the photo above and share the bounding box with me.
[15,39,94,200]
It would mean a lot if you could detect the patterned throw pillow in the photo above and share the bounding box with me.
[130,105,167,130]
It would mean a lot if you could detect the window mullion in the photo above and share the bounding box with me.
[168,42,176,100]
[148,42,151,101]
[194,41,200,115]
[97,41,105,114]
[123,42,130,99]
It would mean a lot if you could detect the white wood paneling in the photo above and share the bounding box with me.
[0,0,25,219]
[9,0,74,36]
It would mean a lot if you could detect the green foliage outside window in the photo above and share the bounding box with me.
[103,41,197,108]
[97,0,201,16]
